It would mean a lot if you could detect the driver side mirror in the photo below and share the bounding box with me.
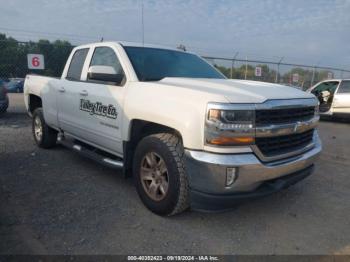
[87,65,125,85]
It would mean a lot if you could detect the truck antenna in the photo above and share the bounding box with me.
[141,0,145,46]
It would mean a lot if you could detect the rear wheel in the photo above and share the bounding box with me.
[32,108,57,148]
[133,133,189,216]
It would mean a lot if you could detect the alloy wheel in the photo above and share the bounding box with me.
[140,152,169,201]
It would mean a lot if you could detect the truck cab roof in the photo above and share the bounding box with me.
[75,41,186,53]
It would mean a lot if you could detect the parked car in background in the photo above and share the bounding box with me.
[307,79,350,117]
[5,78,24,93]
[0,77,10,83]
[0,80,9,114]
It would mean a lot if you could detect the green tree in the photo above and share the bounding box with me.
[0,34,74,78]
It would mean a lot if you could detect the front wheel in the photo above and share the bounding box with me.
[133,133,189,216]
[32,108,57,149]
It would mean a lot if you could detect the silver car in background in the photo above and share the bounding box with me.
[308,79,350,117]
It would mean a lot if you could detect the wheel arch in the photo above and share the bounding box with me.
[28,94,42,114]
[123,119,183,177]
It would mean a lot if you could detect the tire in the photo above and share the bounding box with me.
[0,99,8,115]
[32,108,57,149]
[133,133,189,216]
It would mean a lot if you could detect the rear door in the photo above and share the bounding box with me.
[333,80,350,114]
[74,46,127,155]
[58,47,90,136]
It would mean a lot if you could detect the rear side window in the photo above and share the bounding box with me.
[66,48,89,81]
[90,47,124,74]
[338,81,350,93]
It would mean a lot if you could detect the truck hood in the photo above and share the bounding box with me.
[158,78,314,103]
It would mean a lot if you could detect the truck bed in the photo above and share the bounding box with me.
[24,74,61,115]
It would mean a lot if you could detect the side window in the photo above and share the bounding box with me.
[90,47,124,75]
[311,81,339,94]
[66,48,89,81]
[337,81,350,93]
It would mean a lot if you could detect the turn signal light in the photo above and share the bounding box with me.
[208,136,254,146]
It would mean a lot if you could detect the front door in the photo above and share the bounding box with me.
[311,81,339,113]
[74,46,126,155]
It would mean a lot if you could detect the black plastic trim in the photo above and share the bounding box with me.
[190,165,314,212]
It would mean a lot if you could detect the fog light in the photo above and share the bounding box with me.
[226,167,237,186]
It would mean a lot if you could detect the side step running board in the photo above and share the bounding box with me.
[58,136,124,170]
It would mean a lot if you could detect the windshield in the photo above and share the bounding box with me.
[124,47,225,81]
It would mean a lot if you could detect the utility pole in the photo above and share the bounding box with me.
[230,52,239,79]
[311,66,316,87]
[275,56,284,83]
[244,56,248,80]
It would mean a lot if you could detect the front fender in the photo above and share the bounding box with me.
[122,83,227,150]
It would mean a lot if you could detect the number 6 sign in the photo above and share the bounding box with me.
[27,54,45,69]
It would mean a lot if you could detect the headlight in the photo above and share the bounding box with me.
[208,109,254,128]
[205,104,255,146]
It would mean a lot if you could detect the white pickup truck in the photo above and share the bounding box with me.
[24,42,322,216]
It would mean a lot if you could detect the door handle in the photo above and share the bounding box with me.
[58,87,65,93]
[79,90,88,96]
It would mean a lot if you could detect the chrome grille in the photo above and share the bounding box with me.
[255,129,314,157]
[255,106,315,126]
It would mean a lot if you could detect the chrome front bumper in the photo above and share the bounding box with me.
[185,131,322,211]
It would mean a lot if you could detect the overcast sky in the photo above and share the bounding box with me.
[0,0,349,68]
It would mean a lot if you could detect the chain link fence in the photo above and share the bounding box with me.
[0,39,74,79]
[1,39,349,91]
[203,56,350,90]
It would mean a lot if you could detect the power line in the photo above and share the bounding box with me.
[0,26,298,62]
[0,26,349,72]
[0,26,99,40]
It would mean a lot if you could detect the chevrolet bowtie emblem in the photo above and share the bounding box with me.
[294,121,302,133]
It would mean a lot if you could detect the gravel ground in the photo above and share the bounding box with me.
[1,94,350,255]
